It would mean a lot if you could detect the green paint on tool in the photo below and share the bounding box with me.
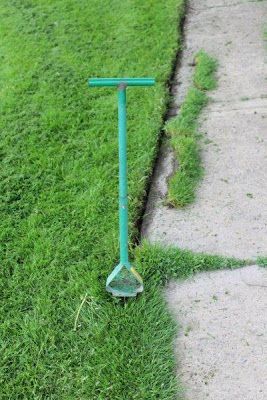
[88,78,155,297]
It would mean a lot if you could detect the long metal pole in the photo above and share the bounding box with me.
[118,83,129,266]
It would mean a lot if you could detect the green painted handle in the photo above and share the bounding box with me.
[88,78,155,87]
[88,77,155,269]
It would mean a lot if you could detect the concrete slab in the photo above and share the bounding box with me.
[165,265,267,400]
[142,0,267,259]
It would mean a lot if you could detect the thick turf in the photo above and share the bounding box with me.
[0,1,186,398]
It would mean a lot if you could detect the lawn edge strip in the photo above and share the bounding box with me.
[133,0,187,244]
[165,50,217,207]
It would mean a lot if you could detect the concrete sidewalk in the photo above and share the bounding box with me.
[166,265,267,400]
[142,0,267,260]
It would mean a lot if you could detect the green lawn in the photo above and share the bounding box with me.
[0,1,188,398]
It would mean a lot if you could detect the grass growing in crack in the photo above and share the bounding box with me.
[136,241,246,285]
[257,257,267,267]
[193,50,217,91]
[165,51,217,207]
[0,0,187,398]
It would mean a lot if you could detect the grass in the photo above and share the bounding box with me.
[165,50,217,207]
[193,50,217,91]
[136,241,246,284]
[257,257,267,267]
[0,0,192,398]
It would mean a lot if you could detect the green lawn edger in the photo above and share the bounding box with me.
[88,78,155,297]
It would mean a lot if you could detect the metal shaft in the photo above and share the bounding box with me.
[118,84,128,265]
[89,78,155,87]
[88,77,155,274]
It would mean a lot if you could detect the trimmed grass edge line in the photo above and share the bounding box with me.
[133,0,187,244]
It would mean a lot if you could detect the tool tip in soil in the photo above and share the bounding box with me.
[106,263,143,297]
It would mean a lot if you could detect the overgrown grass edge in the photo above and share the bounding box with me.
[165,50,217,207]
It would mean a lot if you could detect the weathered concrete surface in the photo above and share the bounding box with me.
[165,265,267,400]
[142,0,267,259]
